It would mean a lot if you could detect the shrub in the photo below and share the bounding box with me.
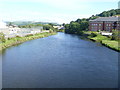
[90,33,97,37]
[25,34,33,37]
[16,35,21,38]
[49,30,53,33]
[111,31,119,41]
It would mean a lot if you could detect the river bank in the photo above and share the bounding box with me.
[0,32,57,51]
[81,31,120,52]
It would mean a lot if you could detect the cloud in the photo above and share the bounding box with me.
[1,0,118,2]
[0,0,118,23]
[0,10,91,24]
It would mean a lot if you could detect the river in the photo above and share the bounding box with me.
[1,32,118,88]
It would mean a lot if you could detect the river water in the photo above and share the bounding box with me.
[1,32,118,88]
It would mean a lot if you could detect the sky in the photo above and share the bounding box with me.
[0,0,119,24]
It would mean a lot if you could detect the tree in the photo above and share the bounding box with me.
[9,22,12,26]
[110,10,117,16]
[43,25,52,30]
[65,18,89,34]
[76,19,81,23]
[48,23,54,27]
[62,23,65,26]
[79,21,89,31]
[0,33,6,43]
[102,11,107,17]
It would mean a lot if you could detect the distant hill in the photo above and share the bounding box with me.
[96,9,120,17]
[5,21,59,26]
[89,9,120,20]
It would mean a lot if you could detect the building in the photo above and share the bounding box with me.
[89,16,120,32]
[0,21,43,38]
[8,25,21,34]
[53,25,65,30]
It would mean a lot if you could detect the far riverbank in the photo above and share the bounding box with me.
[81,31,120,52]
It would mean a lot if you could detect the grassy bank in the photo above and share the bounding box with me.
[101,40,119,51]
[82,31,120,52]
[0,32,57,51]
[57,29,65,32]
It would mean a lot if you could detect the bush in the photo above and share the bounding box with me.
[16,35,21,38]
[111,31,120,41]
[49,30,53,33]
[25,34,33,37]
[8,37,11,40]
[90,33,97,37]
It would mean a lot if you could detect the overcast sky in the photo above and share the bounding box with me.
[0,0,119,24]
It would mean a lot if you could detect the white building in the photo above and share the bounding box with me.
[53,25,65,30]
[8,26,21,34]
[0,21,43,38]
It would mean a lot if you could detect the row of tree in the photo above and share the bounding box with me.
[65,9,120,34]
[96,9,120,17]
[65,18,89,34]
[18,23,57,31]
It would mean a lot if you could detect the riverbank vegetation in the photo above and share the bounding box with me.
[64,9,120,51]
[0,31,57,51]
[82,31,120,51]
[57,29,65,32]
[19,23,58,32]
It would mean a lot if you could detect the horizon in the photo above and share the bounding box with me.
[0,0,119,24]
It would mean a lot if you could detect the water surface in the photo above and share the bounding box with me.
[1,32,118,88]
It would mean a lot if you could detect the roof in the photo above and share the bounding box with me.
[89,17,119,22]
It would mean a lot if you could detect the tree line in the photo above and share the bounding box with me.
[96,9,120,17]
[18,23,58,31]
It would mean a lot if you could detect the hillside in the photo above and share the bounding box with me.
[96,9,120,17]
[89,9,120,20]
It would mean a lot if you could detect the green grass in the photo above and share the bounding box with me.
[82,31,119,51]
[101,40,120,51]
[90,34,110,42]
[0,32,57,51]
[82,31,99,35]
[57,29,65,32]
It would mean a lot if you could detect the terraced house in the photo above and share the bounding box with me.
[89,16,120,32]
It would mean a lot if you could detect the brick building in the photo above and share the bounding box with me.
[89,16,120,32]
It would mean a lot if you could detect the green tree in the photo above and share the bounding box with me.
[0,33,6,43]
[62,23,65,26]
[110,10,117,16]
[102,11,107,17]
[76,19,81,23]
